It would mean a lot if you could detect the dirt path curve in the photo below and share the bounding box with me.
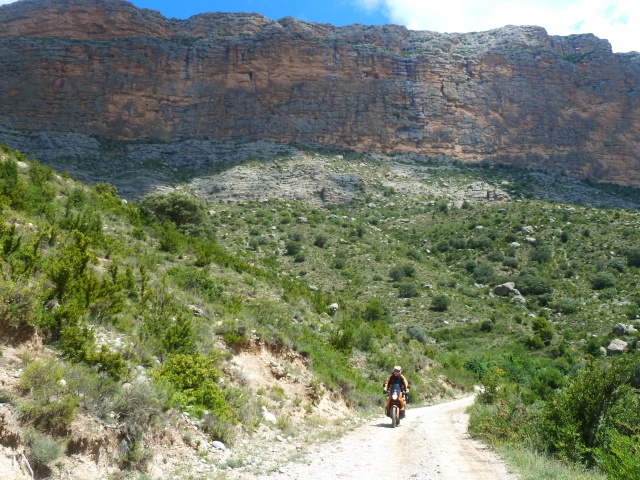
[256,396,519,480]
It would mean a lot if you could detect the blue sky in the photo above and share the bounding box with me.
[0,0,637,52]
[134,1,389,26]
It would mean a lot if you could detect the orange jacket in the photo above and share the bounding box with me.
[384,372,409,392]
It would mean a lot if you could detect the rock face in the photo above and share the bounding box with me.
[1,0,639,186]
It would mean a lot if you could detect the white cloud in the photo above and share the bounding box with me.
[0,0,18,4]
[354,0,640,52]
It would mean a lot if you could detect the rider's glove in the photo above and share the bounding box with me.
[383,389,388,394]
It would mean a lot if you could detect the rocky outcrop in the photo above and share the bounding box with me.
[0,0,639,186]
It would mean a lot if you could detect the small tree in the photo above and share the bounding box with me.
[431,294,450,312]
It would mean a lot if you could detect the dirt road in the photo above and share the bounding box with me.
[258,396,519,480]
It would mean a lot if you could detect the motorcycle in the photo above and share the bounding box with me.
[385,383,408,428]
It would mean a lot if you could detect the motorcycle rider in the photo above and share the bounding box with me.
[383,365,409,418]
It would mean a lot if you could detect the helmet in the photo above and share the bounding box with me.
[393,366,402,374]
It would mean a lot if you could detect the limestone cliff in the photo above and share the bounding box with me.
[1,0,639,186]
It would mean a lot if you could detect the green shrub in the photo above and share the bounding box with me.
[449,237,467,250]
[155,353,232,419]
[532,317,554,346]
[19,359,78,431]
[516,270,553,296]
[436,239,450,252]
[389,263,415,281]
[626,248,640,267]
[397,281,418,298]
[487,251,504,262]
[157,222,186,253]
[314,234,328,248]
[539,358,640,464]
[526,335,545,350]
[592,271,616,290]
[595,433,640,479]
[555,298,578,314]
[502,257,519,268]
[140,191,207,232]
[363,297,388,322]
[480,320,494,332]
[473,262,495,284]
[431,294,450,312]
[24,428,64,468]
[531,367,565,400]
[407,325,428,344]
[468,236,494,251]
[530,246,552,264]
[609,257,627,273]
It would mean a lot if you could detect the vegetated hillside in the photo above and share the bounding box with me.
[1,0,640,187]
[1,141,640,478]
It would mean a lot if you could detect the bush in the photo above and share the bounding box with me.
[363,297,388,322]
[592,271,616,290]
[407,325,428,344]
[487,251,504,262]
[532,317,554,346]
[155,353,232,418]
[531,367,565,400]
[397,281,418,298]
[468,236,494,251]
[480,320,494,332]
[314,234,328,248]
[539,358,640,465]
[502,257,519,268]
[19,359,78,432]
[526,335,545,350]
[285,241,302,256]
[24,428,64,468]
[595,433,640,479]
[473,262,495,284]
[609,257,627,273]
[530,246,552,264]
[141,191,207,233]
[389,263,415,281]
[431,294,450,312]
[555,298,578,314]
[626,248,640,267]
[516,270,553,296]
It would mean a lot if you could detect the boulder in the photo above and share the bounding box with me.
[210,441,226,451]
[607,339,628,355]
[329,303,339,315]
[510,295,527,304]
[612,323,628,335]
[261,406,276,424]
[494,282,517,297]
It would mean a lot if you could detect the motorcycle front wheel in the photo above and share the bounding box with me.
[391,406,397,428]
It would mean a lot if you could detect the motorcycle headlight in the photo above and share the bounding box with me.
[392,391,398,400]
